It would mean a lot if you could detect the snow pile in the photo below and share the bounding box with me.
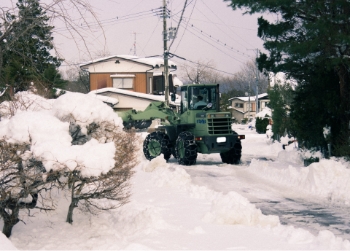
[0,91,54,118]
[277,149,303,165]
[0,233,17,250]
[256,107,271,118]
[272,225,349,249]
[0,91,122,177]
[52,92,123,135]
[249,158,350,204]
[0,111,71,145]
[138,155,350,249]
[147,155,280,228]
[203,191,280,227]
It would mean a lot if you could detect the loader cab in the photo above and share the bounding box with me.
[180,84,220,114]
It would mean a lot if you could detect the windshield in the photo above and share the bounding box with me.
[189,86,216,110]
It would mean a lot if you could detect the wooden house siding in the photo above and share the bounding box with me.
[90,72,148,93]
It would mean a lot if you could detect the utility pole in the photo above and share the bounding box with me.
[247,48,260,114]
[248,81,251,120]
[163,0,169,106]
[255,49,259,114]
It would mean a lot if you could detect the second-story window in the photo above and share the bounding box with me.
[111,74,135,89]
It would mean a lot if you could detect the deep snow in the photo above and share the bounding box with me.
[1,92,350,250]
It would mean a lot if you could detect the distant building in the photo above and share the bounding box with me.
[80,55,182,95]
[228,93,269,123]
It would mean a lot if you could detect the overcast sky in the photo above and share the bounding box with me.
[3,0,269,77]
[51,0,270,77]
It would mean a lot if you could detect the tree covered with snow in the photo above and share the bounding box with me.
[0,91,139,236]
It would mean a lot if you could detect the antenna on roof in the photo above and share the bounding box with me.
[133,32,137,56]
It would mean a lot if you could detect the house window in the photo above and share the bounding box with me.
[153,76,164,94]
[235,103,243,108]
[247,103,252,111]
[110,74,135,89]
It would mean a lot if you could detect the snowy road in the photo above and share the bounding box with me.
[181,157,350,241]
[166,126,350,241]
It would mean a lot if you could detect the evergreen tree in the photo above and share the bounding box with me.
[267,82,294,141]
[1,0,64,95]
[224,0,350,154]
[290,64,341,153]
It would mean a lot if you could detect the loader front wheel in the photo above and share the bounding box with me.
[220,140,242,164]
[143,131,172,161]
[175,131,197,165]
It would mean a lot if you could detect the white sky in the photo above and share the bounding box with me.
[51,0,268,76]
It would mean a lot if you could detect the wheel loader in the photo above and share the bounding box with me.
[118,84,245,165]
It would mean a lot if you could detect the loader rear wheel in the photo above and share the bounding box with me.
[175,131,197,165]
[143,131,172,161]
[220,140,242,164]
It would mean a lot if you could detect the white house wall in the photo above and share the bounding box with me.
[85,59,151,73]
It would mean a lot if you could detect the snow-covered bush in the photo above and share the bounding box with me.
[0,140,61,237]
[255,107,271,134]
[0,91,139,235]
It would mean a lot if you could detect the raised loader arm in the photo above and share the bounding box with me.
[117,101,180,129]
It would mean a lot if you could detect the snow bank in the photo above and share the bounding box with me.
[141,155,350,249]
[0,91,53,118]
[272,225,350,249]
[277,149,303,165]
[146,156,280,228]
[0,233,17,250]
[202,191,280,227]
[249,158,350,204]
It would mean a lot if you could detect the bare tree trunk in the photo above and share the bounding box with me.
[66,184,78,224]
[335,64,350,154]
[1,207,20,238]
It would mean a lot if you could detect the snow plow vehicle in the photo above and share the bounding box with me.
[118,84,245,165]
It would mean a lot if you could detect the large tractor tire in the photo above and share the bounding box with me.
[143,131,172,161]
[175,131,197,165]
[220,140,242,164]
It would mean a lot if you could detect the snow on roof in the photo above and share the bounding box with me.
[88,93,119,106]
[89,88,180,106]
[80,55,177,69]
[229,93,268,102]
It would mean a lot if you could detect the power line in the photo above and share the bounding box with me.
[177,22,247,64]
[173,0,198,53]
[186,22,253,58]
[54,9,155,33]
[168,0,188,51]
[169,53,237,76]
[169,7,254,61]
[141,19,161,55]
[199,0,256,48]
